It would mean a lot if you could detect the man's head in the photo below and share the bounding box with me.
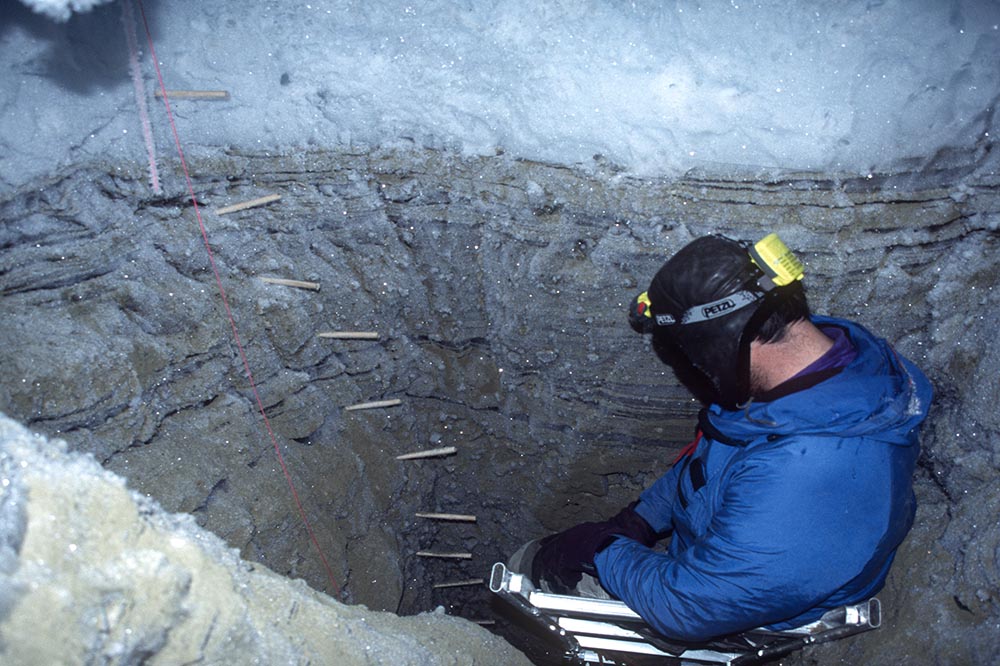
[631,234,810,408]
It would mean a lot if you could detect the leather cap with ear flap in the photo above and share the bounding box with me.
[646,235,768,409]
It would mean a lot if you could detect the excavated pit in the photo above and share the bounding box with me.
[2,146,999,664]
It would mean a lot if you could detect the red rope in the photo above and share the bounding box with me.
[672,431,702,464]
[133,0,341,598]
[121,0,160,194]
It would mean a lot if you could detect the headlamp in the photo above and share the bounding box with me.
[630,232,804,334]
[748,233,804,290]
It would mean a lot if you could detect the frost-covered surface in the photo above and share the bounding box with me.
[1,148,997,664]
[2,0,999,194]
[0,412,531,665]
[3,1,1000,664]
[16,0,113,22]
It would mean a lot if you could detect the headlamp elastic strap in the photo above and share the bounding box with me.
[654,289,761,326]
[637,233,802,332]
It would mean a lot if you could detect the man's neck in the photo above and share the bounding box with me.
[748,319,834,394]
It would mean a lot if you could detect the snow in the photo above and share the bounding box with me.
[16,0,112,22]
[2,0,999,193]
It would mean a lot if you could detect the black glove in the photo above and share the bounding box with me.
[531,501,658,594]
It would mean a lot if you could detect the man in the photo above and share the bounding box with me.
[512,233,933,643]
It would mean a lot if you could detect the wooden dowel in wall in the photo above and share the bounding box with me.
[217,193,282,215]
[396,447,457,460]
[344,399,402,411]
[260,276,321,291]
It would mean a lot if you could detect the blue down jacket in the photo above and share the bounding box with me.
[594,316,933,642]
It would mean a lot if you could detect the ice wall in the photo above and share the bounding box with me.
[3,1,1000,663]
[17,0,114,22]
[3,1,999,192]
[1,146,998,664]
[0,412,531,665]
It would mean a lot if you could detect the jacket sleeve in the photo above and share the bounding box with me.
[631,462,682,534]
[594,437,892,641]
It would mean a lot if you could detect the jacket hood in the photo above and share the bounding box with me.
[704,316,933,446]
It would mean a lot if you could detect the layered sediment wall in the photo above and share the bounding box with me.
[1,147,997,663]
[0,414,531,665]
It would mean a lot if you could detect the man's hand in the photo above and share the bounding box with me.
[530,502,658,594]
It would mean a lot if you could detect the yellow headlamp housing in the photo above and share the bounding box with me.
[636,291,652,317]
[748,233,804,289]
